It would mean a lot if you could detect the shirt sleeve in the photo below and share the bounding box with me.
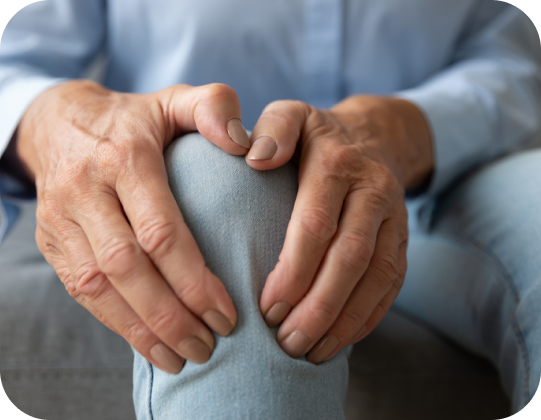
[397,1,541,198]
[0,0,106,241]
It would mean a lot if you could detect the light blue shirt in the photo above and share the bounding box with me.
[1,0,540,241]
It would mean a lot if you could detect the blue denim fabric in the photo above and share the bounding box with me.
[133,133,350,420]
[133,133,540,418]
[396,149,541,413]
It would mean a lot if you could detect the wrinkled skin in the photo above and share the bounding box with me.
[15,80,433,372]
[248,97,433,363]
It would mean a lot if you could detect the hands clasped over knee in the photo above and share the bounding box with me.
[16,81,433,373]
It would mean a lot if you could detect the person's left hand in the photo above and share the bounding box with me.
[245,96,433,364]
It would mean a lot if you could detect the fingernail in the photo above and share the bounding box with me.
[351,325,367,344]
[203,309,234,336]
[247,136,277,161]
[307,334,340,365]
[150,343,185,374]
[177,337,212,364]
[264,301,292,328]
[279,330,311,358]
[227,118,251,148]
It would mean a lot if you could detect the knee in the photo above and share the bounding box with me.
[480,149,541,195]
[432,149,541,284]
[435,149,541,230]
[164,133,298,287]
[164,132,298,225]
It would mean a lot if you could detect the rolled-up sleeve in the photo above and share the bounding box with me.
[0,0,106,241]
[397,2,541,197]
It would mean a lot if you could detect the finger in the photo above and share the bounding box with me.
[36,224,185,374]
[36,228,117,332]
[65,272,119,335]
[245,100,311,168]
[74,191,215,365]
[308,231,408,364]
[259,151,348,327]
[115,149,237,336]
[155,83,251,154]
[351,238,408,343]
[275,190,388,358]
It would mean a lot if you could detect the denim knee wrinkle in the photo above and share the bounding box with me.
[398,149,541,412]
[132,133,350,420]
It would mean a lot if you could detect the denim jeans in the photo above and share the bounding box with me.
[133,133,540,419]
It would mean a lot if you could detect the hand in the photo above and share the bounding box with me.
[247,96,433,364]
[15,80,252,373]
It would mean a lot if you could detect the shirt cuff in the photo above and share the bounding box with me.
[0,74,66,242]
[396,82,493,198]
[0,73,67,157]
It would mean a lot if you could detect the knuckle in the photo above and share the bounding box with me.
[98,237,140,277]
[75,270,110,301]
[297,208,337,244]
[371,253,399,291]
[289,99,310,112]
[374,298,393,319]
[306,108,328,127]
[281,268,305,290]
[328,146,355,168]
[146,309,179,334]
[267,259,305,292]
[93,127,154,167]
[204,83,237,101]
[362,190,389,212]
[66,283,81,300]
[36,194,61,223]
[136,218,177,258]
[318,147,360,184]
[260,109,299,132]
[394,264,407,290]
[122,319,152,345]
[308,299,339,325]
[394,273,406,290]
[73,262,99,285]
[304,108,339,137]
[373,168,400,197]
[36,235,60,260]
[34,228,49,253]
[263,99,306,115]
[334,231,373,271]
[173,270,208,307]
[341,309,365,334]
[95,139,130,169]
[62,275,80,298]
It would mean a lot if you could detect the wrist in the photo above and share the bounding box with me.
[330,95,434,191]
[16,80,112,183]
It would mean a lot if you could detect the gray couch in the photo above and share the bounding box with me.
[0,201,510,420]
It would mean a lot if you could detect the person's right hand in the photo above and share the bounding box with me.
[15,80,251,374]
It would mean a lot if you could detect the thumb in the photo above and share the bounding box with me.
[155,83,250,155]
[246,100,311,170]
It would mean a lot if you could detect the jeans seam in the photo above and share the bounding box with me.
[147,360,154,420]
[436,230,531,404]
